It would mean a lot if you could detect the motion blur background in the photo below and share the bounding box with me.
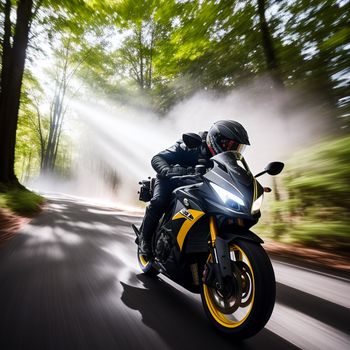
[5,0,349,252]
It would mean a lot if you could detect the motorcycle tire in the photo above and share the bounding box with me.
[201,239,275,339]
[137,247,159,276]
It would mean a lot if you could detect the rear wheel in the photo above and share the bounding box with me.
[201,239,275,339]
[137,247,159,276]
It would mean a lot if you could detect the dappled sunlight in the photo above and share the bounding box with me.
[24,225,83,246]
[16,197,139,267]
[101,242,138,270]
[56,229,83,245]
[44,245,66,260]
[49,203,68,211]
[86,208,124,216]
[60,220,114,232]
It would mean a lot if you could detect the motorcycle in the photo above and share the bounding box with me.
[132,133,284,339]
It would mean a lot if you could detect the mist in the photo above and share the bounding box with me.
[29,79,328,207]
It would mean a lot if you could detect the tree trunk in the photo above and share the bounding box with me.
[137,27,144,89]
[0,0,34,184]
[147,28,154,89]
[0,0,12,94]
[257,0,284,88]
[41,53,69,173]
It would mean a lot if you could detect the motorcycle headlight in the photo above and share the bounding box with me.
[210,183,245,209]
[251,195,264,214]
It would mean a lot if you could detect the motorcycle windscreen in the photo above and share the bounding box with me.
[204,151,255,214]
[210,151,253,186]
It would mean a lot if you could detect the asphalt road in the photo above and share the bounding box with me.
[0,195,349,350]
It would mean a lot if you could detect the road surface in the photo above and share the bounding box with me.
[0,195,349,350]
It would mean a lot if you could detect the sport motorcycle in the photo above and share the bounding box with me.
[132,133,284,339]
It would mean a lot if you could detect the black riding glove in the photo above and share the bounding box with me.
[161,165,187,178]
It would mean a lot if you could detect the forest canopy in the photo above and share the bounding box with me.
[0,0,349,178]
[0,0,349,247]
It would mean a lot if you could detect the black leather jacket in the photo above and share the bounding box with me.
[151,133,212,177]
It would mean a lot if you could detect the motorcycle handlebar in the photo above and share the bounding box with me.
[165,165,208,181]
[169,174,202,181]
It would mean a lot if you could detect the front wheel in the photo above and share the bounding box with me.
[201,239,275,339]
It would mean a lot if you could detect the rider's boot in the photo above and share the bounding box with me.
[139,208,155,259]
[139,235,152,259]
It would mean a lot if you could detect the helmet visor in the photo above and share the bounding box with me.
[220,138,247,154]
[236,144,247,155]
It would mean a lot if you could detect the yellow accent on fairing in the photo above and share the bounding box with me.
[172,211,186,220]
[253,178,258,202]
[173,209,205,250]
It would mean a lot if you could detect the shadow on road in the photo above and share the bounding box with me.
[120,273,299,350]
[276,282,350,334]
[0,197,300,350]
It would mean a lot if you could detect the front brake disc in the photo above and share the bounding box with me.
[207,264,243,314]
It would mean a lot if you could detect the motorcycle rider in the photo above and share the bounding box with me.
[139,120,250,258]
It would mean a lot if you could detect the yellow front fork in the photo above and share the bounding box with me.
[208,216,221,272]
[209,216,218,246]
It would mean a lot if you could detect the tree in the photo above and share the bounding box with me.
[113,0,177,111]
[0,0,115,183]
[14,70,43,182]
[272,0,350,126]
[257,0,284,88]
[0,0,35,184]
[40,36,75,173]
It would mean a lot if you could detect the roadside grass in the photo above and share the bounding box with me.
[0,184,44,216]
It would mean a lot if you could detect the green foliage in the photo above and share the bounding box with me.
[15,70,43,182]
[0,184,44,215]
[59,0,348,117]
[285,136,350,207]
[275,0,350,123]
[258,136,350,250]
[2,0,349,248]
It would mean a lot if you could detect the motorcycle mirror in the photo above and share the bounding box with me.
[266,161,284,175]
[182,133,202,149]
[255,161,284,178]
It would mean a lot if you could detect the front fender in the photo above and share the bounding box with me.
[219,229,264,244]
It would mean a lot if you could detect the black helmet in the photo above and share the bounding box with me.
[206,120,250,156]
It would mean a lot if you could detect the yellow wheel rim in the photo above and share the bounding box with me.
[138,251,150,268]
[203,244,255,328]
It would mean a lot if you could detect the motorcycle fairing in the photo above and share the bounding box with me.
[172,184,206,213]
[203,152,264,216]
[219,229,264,244]
[152,151,266,290]
[172,208,205,251]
